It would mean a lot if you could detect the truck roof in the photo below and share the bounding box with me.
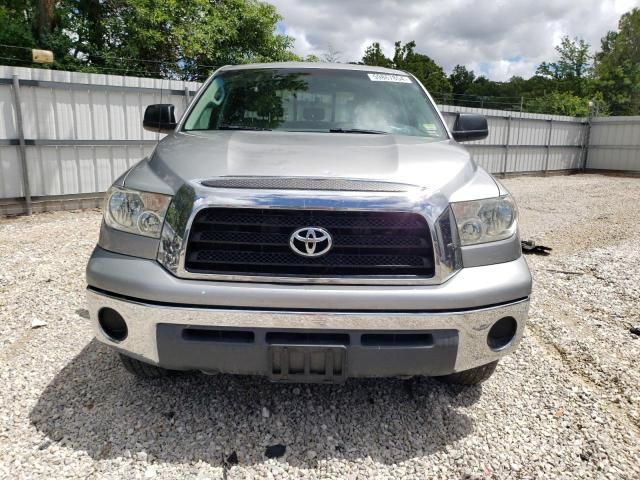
[218,62,407,75]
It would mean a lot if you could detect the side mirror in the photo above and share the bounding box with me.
[451,113,488,142]
[143,104,177,133]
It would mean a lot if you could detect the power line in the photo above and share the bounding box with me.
[0,53,216,80]
[0,56,33,65]
[431,96,523,107]
[0,56,163,78]
[431,91,528,100]
[0,43,220,70]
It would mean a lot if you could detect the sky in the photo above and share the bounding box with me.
[271,0,638,81]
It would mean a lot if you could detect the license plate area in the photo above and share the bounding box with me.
[268,345,347,383]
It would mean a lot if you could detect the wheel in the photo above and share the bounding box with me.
[119,353,172,379]
[436,360,499,385]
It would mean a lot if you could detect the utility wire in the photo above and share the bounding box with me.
[0,43,220,71]
[432,91,528,100]
[0,54,214,80]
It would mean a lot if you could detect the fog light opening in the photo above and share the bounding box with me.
[98,308,128,342]
[487,316,517,351]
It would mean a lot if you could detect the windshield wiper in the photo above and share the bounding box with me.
[218,125,272,131]
[329,128,388,135]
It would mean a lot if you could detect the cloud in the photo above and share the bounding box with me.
[270,0,636,80]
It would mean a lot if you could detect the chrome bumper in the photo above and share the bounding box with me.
[87,288,530,375]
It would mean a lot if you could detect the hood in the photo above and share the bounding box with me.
[125,130,498,201]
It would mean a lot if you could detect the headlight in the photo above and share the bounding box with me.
[104,186,172,238]
[451,195,517,246]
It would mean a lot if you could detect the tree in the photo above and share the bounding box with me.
[449,65,475,95]
[321,44,341,63]
[391,41,451,94]
[0,0,298,80]
[593,8,640,115]
[360,40,451,94]
[37,0,55,38]
[361,42,392,68]
[536,36,591,97]
[0,2,37,55]
[524,91,591,116]
[537,36,591,80]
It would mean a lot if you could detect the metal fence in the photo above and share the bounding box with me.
[1,66,638,215]
[0,66,199,214]
[437,106,587,174]
[586,116,640,172]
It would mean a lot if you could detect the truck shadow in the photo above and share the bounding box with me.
[29,340,480,467]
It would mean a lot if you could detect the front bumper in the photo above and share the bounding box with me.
[87,289,529,377]
[87,247,531,379]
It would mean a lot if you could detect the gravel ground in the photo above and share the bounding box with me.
[0,173,639,479]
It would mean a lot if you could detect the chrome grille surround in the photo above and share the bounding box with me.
[157,179,462,285]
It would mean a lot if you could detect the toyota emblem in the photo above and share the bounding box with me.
[289,227,333,257]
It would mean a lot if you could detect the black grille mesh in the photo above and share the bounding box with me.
[185,208,435,277]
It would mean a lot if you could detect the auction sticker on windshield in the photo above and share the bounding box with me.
[367,73,412,83]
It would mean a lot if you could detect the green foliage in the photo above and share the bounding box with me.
[358,9,639,116]
[535,36,592,98]
[524,91,590,116]
[359,38,595,114]
[0,0,297,80]
[593,8,640,115]
[0,2,36,52]
[536,37,591,80]
[362,42,392,68]
[392,41,451,94]
[449,65,475,95]
[0,0,81,70]
[360,40,451,94]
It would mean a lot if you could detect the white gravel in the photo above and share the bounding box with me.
[1,174,639,479]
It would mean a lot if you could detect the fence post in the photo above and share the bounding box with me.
[581,109,594,171]
[513,113,522,172]
[183,85,190,110]
[543,119,553,174]
[502,115,511,176]
[11,75,32,215]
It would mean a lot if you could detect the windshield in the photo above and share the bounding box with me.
[183,68,448,139]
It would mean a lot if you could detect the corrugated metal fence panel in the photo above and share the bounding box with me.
[438,105,585,174]
[15,86,189,141]
[438,104,582,122]
[551,120,584,146]
[22,145,157,196]
[508,147,544,172]
[0,81,17,138]
[0,66,199,199]
[588,117,640,172]
[0,146,22,197]
[547,147,583,171]
[464,146,505,174]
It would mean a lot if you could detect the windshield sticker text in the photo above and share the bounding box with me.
[367,73,412,83]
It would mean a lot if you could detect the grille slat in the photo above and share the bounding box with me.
[185,208,435,278]
[190,251,428,267]
[191,230,428,250]
[198,211,425,229]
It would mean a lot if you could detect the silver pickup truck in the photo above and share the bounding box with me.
[86,63,531,385]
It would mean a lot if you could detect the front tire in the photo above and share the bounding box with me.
[119,354,172,379]
[436,360,498,385]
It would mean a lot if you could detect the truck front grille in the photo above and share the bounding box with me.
[185,208,435,278]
